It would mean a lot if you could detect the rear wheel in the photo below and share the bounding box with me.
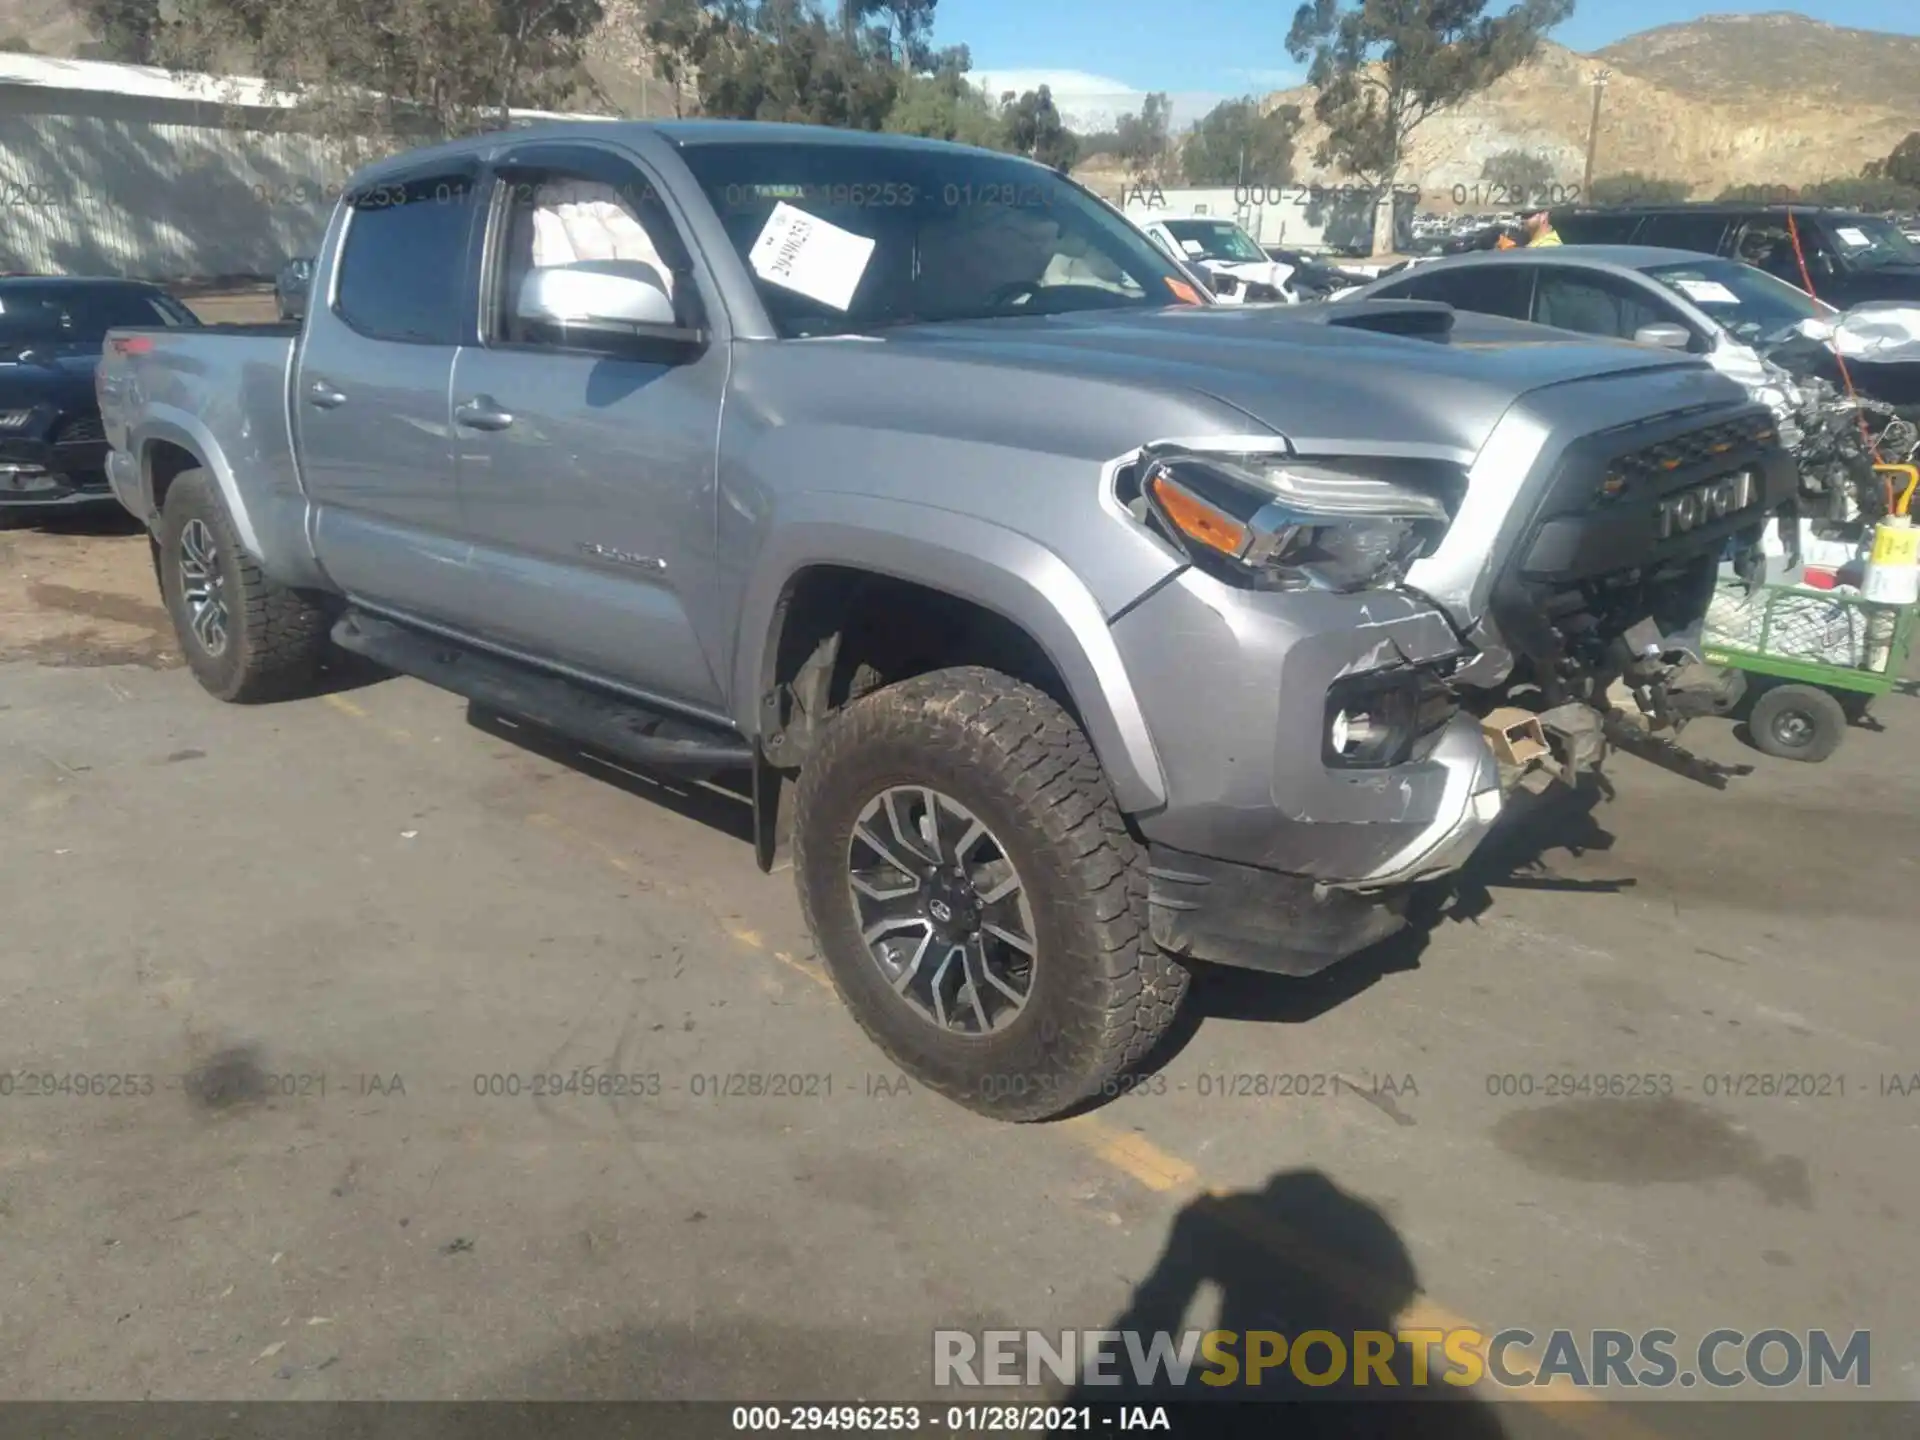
[158,468,330,702]
[1747,683,1846,763]
[791,666,1187,1122]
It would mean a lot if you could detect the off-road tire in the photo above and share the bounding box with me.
[792,666,1188,1121]
[158,468,329,702]
[1747,683,1846,763]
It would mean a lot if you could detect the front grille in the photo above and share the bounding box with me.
[53,415,105,447]
[1603,413,1776,495]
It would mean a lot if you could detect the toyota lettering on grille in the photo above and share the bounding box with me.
[1656,470,1756,539]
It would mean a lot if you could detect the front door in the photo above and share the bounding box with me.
[449,143,731,718]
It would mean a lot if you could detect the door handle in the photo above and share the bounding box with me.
[307,380,347,409]
[455,397,514,432]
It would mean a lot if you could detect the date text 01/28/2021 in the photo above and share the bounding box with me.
[730,1406,1170,1432]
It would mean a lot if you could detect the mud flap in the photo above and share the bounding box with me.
[751,743,781,874]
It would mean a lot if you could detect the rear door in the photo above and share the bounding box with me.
[297,166,483,622]
[447,140,732,716]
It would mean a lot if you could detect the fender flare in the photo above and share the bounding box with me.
[133,406,264,558]
[732,496,1169,814]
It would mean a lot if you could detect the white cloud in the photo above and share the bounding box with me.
[969,68,1229,133]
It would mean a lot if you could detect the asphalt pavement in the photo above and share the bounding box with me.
[2,518,1918,1436]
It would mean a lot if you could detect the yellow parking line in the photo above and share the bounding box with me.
[1064,1116,1199,1192]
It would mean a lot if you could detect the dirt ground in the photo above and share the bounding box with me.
[0,513,177,671]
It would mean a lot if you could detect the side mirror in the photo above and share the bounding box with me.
[1633,322,1693,350]
[516,261,704,348]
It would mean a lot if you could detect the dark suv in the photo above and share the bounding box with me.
[1549,204,1920,308]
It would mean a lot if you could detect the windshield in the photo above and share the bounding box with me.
[0,284,198,346]
[675,142,1199,337]
[1160,219,1268,264]
[1820,215,1920,270]
[1642,258,1834,345]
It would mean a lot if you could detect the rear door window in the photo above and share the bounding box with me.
[1633,211,1733,256]
[1411,265,1536,320]
[335,174,481,344]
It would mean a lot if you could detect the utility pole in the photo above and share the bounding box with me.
[1582,68,1611,196]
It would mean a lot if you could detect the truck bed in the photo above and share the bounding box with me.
[99,324,303,536]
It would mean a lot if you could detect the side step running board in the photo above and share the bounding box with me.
[331,609,753,777]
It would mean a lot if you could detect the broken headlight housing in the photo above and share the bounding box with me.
[1133,445,1461,593]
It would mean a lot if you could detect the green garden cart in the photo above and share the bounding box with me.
[1700,578,1917,762]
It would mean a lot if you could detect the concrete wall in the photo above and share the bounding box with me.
[2,87,373,280]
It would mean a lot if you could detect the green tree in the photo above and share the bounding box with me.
[1286,0,1572,248]
[693,1,899,128]
[167,0,605,147]
[1870,130,1920,190]
[851,0,937,68]
[1000,85,1079,172]
[1799,175,1920,211]
[1180,97,1301,186]
[647,0,972,131]
[76,0,162,63]
[1717,182,1797,203]
[1480,148,1554,205]
[1588,172,1690,206]
[1113,91,1173,179]
[885,54,1005,147]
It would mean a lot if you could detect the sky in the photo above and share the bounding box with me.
[943,1,1920,131]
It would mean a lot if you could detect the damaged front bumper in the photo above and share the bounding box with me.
[1112,568,1510,975]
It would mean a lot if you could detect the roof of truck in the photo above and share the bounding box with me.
[347,119,1021,183]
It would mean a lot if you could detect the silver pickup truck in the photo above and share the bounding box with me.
[100,121,1794,1120]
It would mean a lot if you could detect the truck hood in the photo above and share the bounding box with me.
[880,302,1709,458]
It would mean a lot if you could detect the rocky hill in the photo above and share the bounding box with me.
[1597,11,1920,112]
[1264,16,1920,205]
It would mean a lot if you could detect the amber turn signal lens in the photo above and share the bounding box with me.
[1147,471,1249,556]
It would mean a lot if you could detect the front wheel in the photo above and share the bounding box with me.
[1747,683,1847,763]
[791,666,1188,1121]
[158,468,330,702]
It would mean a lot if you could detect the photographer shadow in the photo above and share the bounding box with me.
[1056,1169,1509,1437]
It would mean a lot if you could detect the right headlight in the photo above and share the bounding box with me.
[1133,445,1460,593]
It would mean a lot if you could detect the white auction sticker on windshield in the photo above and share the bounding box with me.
[1674,278,1739,305]
[748,202,875,311]
[1180,238,1205,256]
[1835,226,1871,248]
